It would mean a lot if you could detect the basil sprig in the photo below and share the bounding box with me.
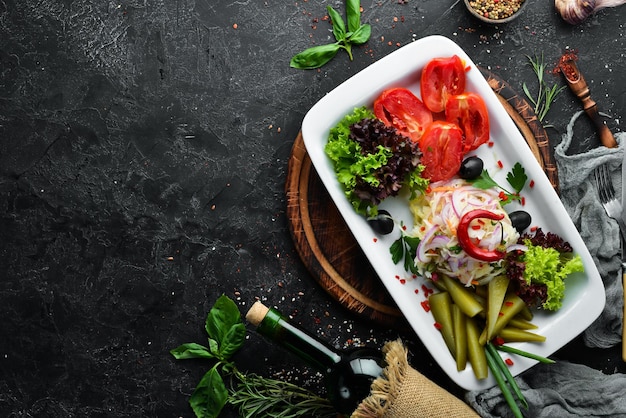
[170,295,246,417]
[290,0,371,69]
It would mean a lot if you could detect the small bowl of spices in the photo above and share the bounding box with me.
[464,0,528,23]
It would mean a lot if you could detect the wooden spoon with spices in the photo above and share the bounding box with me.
[558,52,617,148]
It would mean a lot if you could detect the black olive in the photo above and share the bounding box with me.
[509,210,532,233]
[367,209,394,235]
[459,156,484,179]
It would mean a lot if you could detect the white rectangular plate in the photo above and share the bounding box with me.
[301,35,605,391]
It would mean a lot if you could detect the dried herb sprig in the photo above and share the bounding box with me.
[171,295,335,418]
[522,53,566,124]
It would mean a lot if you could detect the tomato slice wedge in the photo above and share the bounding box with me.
[445,92,490,153]
[420,55,467,113]
[418,121,464,182]
[373,87,433,143]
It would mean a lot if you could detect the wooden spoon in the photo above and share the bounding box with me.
[559,55,617,148]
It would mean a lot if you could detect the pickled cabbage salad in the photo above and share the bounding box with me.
[409,178,520,286]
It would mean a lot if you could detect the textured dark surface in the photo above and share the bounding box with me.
[1,1,625,417]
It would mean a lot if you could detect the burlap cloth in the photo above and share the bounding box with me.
[352,339,480,417]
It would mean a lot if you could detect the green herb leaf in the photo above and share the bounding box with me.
[346,0,362,32]
[506,162,527,193]
[206,295,241,341]
[206,294,246,360]
[231,373,336,418]
[521,83,536,108]
[170,343,215,360]
[190,367,228,418]
[327,5,347,42]
[403,236,420,274]
[523,53,565,124]
[290,43,340,69]
[208,338,219,355]
[291,0,370,70]
[390,236,404,265]
[219,322,247,359]
[470,169,499,190]
[390,226,420,275]
[348,24,371,45]
[470,164,527,206]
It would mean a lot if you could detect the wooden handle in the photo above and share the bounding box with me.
[585,105,617,148]
[563,65,617,148]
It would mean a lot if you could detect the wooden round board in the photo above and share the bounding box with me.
[285,70,556,327]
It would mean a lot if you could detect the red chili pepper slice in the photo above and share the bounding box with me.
[457,209,506,262]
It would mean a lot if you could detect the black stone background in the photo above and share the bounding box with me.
[1,1,625,417]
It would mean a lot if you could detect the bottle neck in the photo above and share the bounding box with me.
[256,307,342,372]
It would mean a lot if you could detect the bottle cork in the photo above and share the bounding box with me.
[246,301,270,326]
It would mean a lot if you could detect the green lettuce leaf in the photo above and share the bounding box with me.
[522,242,584,311]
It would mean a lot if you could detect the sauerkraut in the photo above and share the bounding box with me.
[409,178,520,286]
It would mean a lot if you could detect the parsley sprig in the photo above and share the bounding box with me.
[290,0,371,69]
[390,222,421,275]
[469,162,528,205]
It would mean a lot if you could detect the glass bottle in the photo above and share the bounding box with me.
[246,301,385,415]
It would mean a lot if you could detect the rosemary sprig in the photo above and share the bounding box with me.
[231,372,336,418]
[522,53,566,124]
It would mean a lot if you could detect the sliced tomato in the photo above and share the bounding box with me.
[373,87,433,143]
[420,55,467,113]
[418,121,464,182]
[445,92,490,153]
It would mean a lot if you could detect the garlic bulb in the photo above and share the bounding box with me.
[555,0,626,24]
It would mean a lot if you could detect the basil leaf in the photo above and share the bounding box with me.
[219,323,246,359]
[326,5,346,41]
[346,0,362,32]
[290,43,340,69]
[206,294,242,344]
[208,338,219,355]
[348,24,371,45]
[190,368,228,418]
[170,343,215,360]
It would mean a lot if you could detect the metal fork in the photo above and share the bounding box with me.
[594,164,626,242]
[594,164,626,363]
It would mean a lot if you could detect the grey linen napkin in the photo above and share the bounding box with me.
[466,111,626,417]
